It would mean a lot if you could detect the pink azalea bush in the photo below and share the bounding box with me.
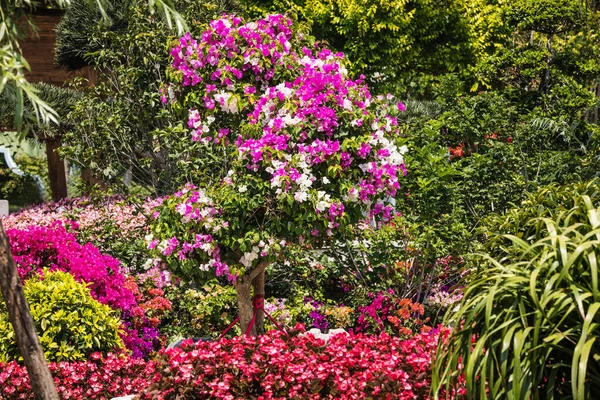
[0,353,155,399]
[138,326,462,399]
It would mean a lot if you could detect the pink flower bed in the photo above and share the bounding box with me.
[0,353,155,399]
[2,197,157,240]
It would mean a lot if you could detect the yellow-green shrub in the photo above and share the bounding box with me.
[0,270,124,362]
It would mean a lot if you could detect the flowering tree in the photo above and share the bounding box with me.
[149,14,407,335]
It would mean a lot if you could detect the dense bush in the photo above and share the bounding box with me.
[0,168,43,209]
[161,280,240,341]
[0,352,155,399]
[0,271,123,362]
[434,186,600,399]
[480,179,600,258]
[241,0,474,94]
[139,326,461,399]
[7,223,136,311]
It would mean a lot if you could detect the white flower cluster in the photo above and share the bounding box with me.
[214,90,239,114]
[239,238,282,267]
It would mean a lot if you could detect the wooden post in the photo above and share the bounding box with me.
[45,138,67,201]
[0,220,59,399]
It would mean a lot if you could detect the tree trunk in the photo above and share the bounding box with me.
[235,260,269,336]
[45,138,67,202]
[81,168,107,192]
[235,274,253,335]
[251,269,265,336]
[0,220,59,399]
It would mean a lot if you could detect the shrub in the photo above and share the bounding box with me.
[0,271,124,362]
[355,290,427,337]
[480,179,600,259]
[433,189,600,398]
[0,352,155,399]
[161,280,240,341]
[138,326,457,399]
[0,167,43,209]
[6,223,136,312]
[150,13,408,334]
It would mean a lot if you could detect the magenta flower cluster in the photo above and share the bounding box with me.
[355,289,400,334]
[304,297,329,331]
[172,15,407,222]
[7,223,135,311]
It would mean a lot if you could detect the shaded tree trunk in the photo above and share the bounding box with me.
[81,168,107,193]
[235,260,268,336]
[0,220,58,399]
[45,138,67,202]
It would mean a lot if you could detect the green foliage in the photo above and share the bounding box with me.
[13,154,50,199]
[393,100,472,257]
[269,228,410,304]
[162,281,240,340]
[505,0,583,34]
[0,270,124,362]
[481,179,600,258]
[0,170,42,208]
[55,0,126,70]
[60,0,241,193]
[241,0,474,94]
[0,83,81,139]
[434,185,600,399]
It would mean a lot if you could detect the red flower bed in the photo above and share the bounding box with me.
[0,328,464,399]
[140,326,455,400]
[0,353,155,399]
